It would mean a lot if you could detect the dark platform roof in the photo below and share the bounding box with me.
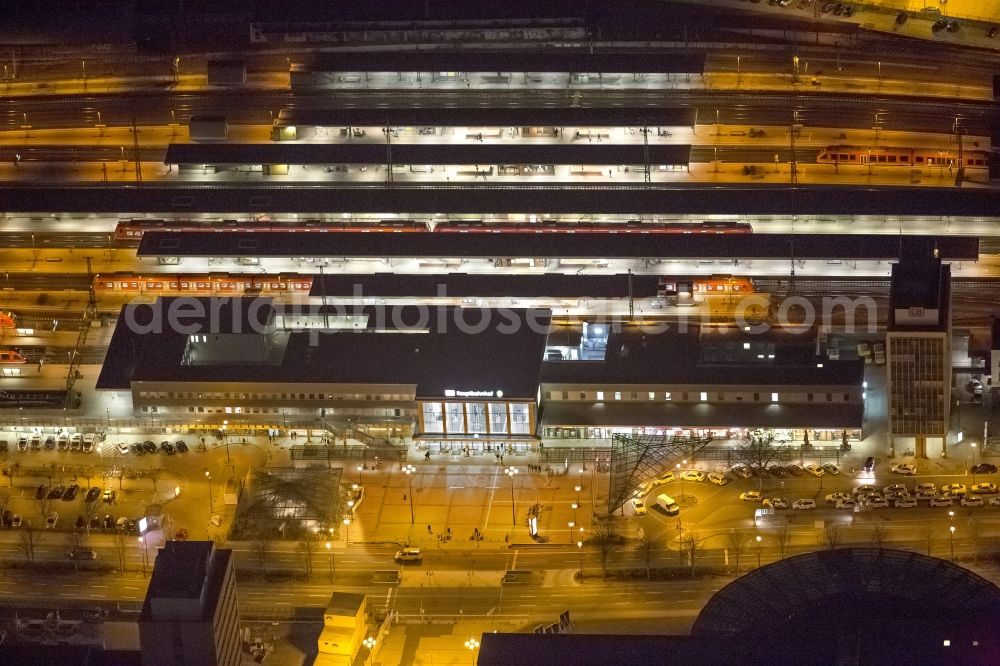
[139,231,978,261]
[98,299,550,400]
[541,401,863,429]
[6,184,1000,217]
[164,143,691,166]
[309,273,661,299]
[275,107,697,128]
[541,326,864,387]
[299,50,705,74]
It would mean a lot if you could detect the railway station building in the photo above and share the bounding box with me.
[97,298,865,451]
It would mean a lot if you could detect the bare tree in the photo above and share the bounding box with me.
[870,522,889,550]
[917,523,934,556]
[733,431,782,489]
[147,468,161,492]
[821,523,842,550]
[636,534,658,581]
[251,528,275,578]
[298,531,318,579]
[18,522,40,563]
[113,528,130,574]
[681,533,704,578]
[65,530,89,572]
[0,489,10,518]
[36,496,54,520]
[728,529,749,576]
[592,522,619,579]
[772,524,791,560]
[83,500,101,533]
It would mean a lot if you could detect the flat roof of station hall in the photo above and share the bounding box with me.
[5,185,1000,217]
[138,232,978,260]
[164,143,692,166]
[97,299,552,400]
[274,106,698,127]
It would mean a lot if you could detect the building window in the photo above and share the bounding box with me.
[754,393,760,401]
[648,392,655,400]
[445,402,465,433]
[489,403,508,433]
[467,402,487,434]
[844,393,850,401]
[665,392,671,401]
[827,393,832,402]
[579,392,586,400]
[422,402,444,434]
[700,392,708,401]
[509,404,531,434]
[562,391,569,400]
[614,392,622,401]
[808,393,814,402]
[545,391,552,400]
[596,391,605,401]
[771,392,779,402]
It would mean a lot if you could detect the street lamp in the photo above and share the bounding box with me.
[205,470,214,514]
[755,534,762,567]
[403,464,416,524]
[971,442,978,483]
[505,467,519,525]
[363,636,376,665]
[676,459,688,500]
[222,420,231,463]
[571,502,578,525]
[568,521,575,544]
[465,638,480,665]
[325,541,334,582]
[949,525,956,560]
[343,517,351,544]
[577,540,584,580]
[356,464,364,485]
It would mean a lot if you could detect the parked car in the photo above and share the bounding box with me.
[81,434,96,453]
[0,441,7,453]
[160,441,175,455]
[989,497,1000,506]
[894,497,918,508]
[103,489,115,503]
[85,487,100,503]
[17,436,27,451]
[863,457,875,472]
[70,433,83,451]
[35,485,47,500]
[915,490,937,500]
[929,496,954,507]
[971,483,998,494]
[707,473,730,486]
[739,491,762,502]
[45,513,59,529]
[630,497,647,516]
[769,498,790,510]
[43,436,55,450]
[680,470,706,482]
[57,434,69,450]
[47,485,65,500]
[946,19,960,32]
[731,466,753,479]
[867,498,890,509]
[804,464,825,477]
[102,515,114,530]
[971,463,998,474]
[62,484,79,501]
[11,514,22,528]
[822,464,840,476]
[932,17,948,31]
[916,482,937,492]
[852,485,877,495]
[767,465,787,478]
[890,464,917,475]
[791,499,816,510]
[988,25,999,38]
[130,443,144,456]
[787,464,804,477]
[89,517,101,530]
[143,441,157,454]
[632,481,653,498]
[68,549,97,560]
[29,434,41,450]
[175,440,189,453]
[75,515,86,529]
[941,483,967,496]
[960,496,984,507]
[883,484,908,496]
[1,510,11,527]
[115,442,130,455]
[116,517,128,531]
[825,492,851,504]
[835,499,856,510]
[895,10,907,25]
[653,471,674,488]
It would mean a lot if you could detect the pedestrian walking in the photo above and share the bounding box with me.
[427,524,432,534]
[403,493,407,501]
